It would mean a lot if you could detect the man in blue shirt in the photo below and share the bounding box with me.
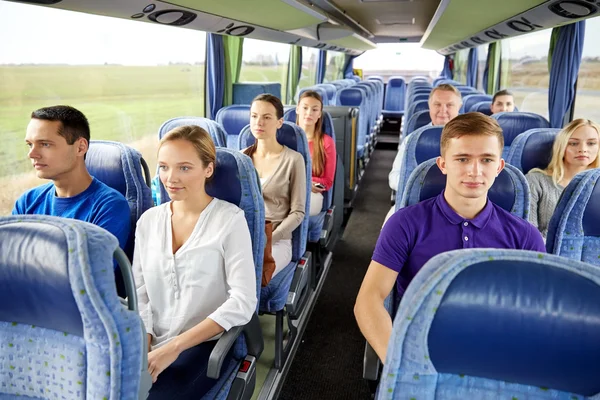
[12,105,131,294]
[355,112,545,364]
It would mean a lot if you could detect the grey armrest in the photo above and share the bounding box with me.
[286,252,312,319]
[363,341,381,381]
[207,313,264,380]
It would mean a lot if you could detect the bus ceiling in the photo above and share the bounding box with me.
[7,0,600,55]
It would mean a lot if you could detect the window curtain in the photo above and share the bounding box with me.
[343,54,357,78]
[206,34,225,119]
[317,50,327,84]
[223,36,244,107]
[548,21,585,128]
[467,47,478,88]
[486,42,501,95]
[441,55,453,79]
[288,45,302,104]
[482,44,493,94]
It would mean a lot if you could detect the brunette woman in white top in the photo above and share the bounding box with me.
[132,125,257,398]
[243,94,306,280]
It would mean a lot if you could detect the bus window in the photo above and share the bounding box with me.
[239,39,290,102]
[501,29,552,118]
[574,16,600,122]
[453,48,469,85]
[324,50,346,82]
[477,45,488,92]
[0,1,206,215]
[298,47,319,90]
[354,43,443,82]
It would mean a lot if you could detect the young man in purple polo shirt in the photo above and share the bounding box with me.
[355,112,545,363]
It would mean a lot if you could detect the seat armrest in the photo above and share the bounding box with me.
[207,313,264,380]
[286,252,312,319]
[363,341,381,381]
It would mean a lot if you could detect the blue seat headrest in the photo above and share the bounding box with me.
[583,177,600,237]
[493,112,550,147]
[283,109,335,140]
[215,105,251,136]
[387,77,405,87]
[240,122,300,151]
[415,126,443,164]
[429,256,600,396]
[338,88,365,106]
[470,101,493,115]
[205,150,242,206]
[516,128,561,173]
[86,142,127,196]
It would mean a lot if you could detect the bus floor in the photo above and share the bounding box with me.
[251,146,396,400]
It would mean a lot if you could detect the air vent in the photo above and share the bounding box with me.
[375,17,415,25]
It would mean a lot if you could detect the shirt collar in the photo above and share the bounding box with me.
[435,191,493,229]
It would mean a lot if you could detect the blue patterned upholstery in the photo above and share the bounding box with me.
[338,87,368,158]
[410,93,430,104]
[232,82,281,105]
[215,105,252,150]
[506,128,561,174]
[405,100,429,124]
[86,140,153,262]
[493,112,551,157]
[461,94,493,113]
[158,116,228,147]
[378,248,600,399]
[0,215,148,399]
[546,169,600,267]
[404,110,432,136]
[470,101,493,115]
[394,126,443,207]
[238,122,311,312]
[355,82,376,137]
[398,159,529,219]
[383,76,406,116]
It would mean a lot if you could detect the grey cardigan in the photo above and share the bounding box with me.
[526,170,564,239]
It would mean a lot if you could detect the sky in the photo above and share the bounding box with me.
[1,1,599,67]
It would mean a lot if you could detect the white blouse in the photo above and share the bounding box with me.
[132,198,257,349]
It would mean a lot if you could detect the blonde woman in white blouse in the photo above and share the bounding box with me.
[132,125,257,399]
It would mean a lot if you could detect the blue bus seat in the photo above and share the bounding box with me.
[86,140,153,296]
[0,215,151,399]
[317,83,338,105]
[382,76,406,117]
[299,86,329,106]
[404,100,429,122]
[404,110,432,137]
[350,75,361,83]
[378,248,600,399]
[232,82,281,105]
[505,128,561,174]
[394,126,444,211]
[238,121,312,370]
[470,100,493,115]
[158,116,228,147]
[367,76,384,84]
[546,168,600,266]
[155,148,265,399]
[461,94,493,113]
[338,87,368,161]
[493,112,550,158]
[216,105,252,150]
[399,159,529,219]
[410,93,430,104]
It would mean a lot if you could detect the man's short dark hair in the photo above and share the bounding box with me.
[31,105,90,145]
[492,89,513,104]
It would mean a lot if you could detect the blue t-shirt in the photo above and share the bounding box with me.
[12,178,131,252]
[373,192,545,296]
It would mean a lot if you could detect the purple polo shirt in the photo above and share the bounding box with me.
[373,192,545,296]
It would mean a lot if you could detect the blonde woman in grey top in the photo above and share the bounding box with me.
[526,118,600,238]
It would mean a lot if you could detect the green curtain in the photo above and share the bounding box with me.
[223,36,244,106]
[487,42,501,94]
[288,46,302,104]
[547,27,560,71]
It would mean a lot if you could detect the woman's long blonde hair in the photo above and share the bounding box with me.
[296,91,325,176]
[537,118,600,185]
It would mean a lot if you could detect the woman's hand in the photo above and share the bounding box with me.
[148,342,181,383]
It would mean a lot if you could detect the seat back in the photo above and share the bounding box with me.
[470,101,493,115]
[394,126,443,205]
[410,93,430,104]
[383,76,406,112]
[283,108,336,210]
[493,112,551,157]
[86,140,153,258]
[215,105,252,150]
[404,110,432,136]
[338,87,368,155]
[398,159,529,219]
[239,122,311,262]
[158,116,228,147]
[546,168,600,266]
[299,86,329,106]
[317,83,338,105]
[0,215,147,399]
[379,248,600,399]
[505,128,561,174]
[367,76,384,84]
[461,94,493,113]
[405,100,429,123]
[232,82,281,105]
